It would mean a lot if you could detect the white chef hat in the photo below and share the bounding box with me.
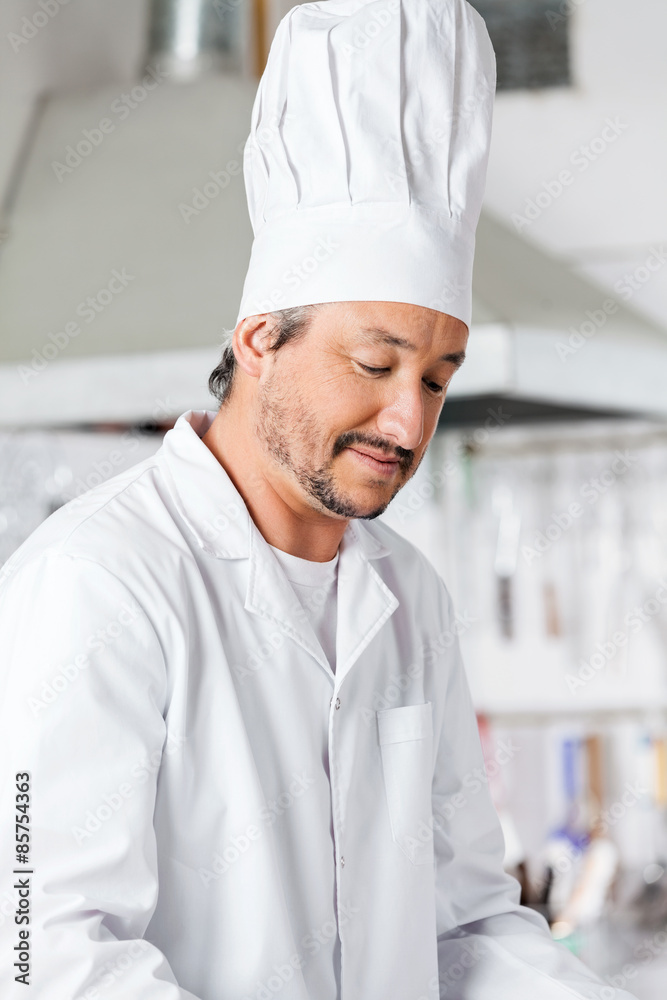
[235,0,496,332]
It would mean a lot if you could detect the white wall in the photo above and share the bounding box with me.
[484,0,667,328]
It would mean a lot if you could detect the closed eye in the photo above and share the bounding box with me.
[358,364,389,375]
[357,363,444,395]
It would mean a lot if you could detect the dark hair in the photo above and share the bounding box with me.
[208,304,321,407]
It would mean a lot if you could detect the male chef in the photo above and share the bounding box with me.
[0,0,638,998]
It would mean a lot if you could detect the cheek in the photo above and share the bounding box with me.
[320,368,382,406]
[312,389,381,458]
[424,404,443,437]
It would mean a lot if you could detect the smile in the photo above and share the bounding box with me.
[347,448,400,477]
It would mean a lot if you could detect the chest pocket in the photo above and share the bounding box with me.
[377,702,434,866]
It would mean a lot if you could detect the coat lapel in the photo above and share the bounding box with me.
[244,516,399,685]
[334,520,399,685]
[245,521,330,673]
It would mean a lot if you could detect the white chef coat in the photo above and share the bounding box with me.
[268,544,339,671]
[0,409,638,1000]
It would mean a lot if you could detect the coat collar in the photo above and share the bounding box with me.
[159,409,394,563]
[160,410,399,681]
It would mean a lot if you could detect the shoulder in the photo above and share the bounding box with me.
[0,450,174,594]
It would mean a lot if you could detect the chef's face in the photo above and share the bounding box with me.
[253,300,468,521]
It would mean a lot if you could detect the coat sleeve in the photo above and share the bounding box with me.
[0,551,202,999]
[431,579,639,1000]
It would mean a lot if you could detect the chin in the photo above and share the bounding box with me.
[347,488,395,519]
[357,505,390,521]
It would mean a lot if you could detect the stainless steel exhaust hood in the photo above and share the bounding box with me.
[145,0,244,78]
[1,0,667,429]
[0,0,257,427]
[446,211,667,425]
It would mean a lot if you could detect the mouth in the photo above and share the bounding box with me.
[347,447,401,477]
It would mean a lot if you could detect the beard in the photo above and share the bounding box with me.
[255,371,415,520]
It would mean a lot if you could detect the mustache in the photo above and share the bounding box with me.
[332,431,413,470]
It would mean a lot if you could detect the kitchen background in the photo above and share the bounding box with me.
[1,1,667,996]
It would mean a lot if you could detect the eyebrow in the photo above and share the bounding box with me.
[358,327,466,368]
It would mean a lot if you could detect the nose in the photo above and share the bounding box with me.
[374,383,425,453]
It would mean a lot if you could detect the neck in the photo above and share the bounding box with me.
[201,399,348,562]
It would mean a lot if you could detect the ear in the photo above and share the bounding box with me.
[232,313,279,379]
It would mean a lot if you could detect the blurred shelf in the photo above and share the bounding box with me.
[475,702,667,721]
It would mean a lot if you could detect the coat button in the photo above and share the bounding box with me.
[334,697,341,710]
[340,855,345,867]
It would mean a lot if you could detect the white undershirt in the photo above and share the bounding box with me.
[268,544,339,672]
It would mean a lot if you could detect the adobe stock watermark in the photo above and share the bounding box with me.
[556,246,667,361]
[71,731,187,845]
[577,925,667,999]
[406,738,521,860]
[438,939,489,997]
[179,112,296,224]
[64,397,176,506]
[233,578,338,683]
[232,630,285,684]
[51,64,168,182]
[545,0,587,30]
[27,598,144,717]
[212,0,243,21]
[512,118,629,232]
[522,449,639,565]
[361,611,477,725]
[385,74,496,197]
[64,430,142,497]
[597,781,650,835]
[614,245,667,300]
[413,941,490,1000]
[198,771,315,887]
[198,498,243,546]
[542,836,585,888]
[540,788,648,888]
[340,0,399,61]
[392,406,511,523]
[301,900,359,958]
[555,298,620,362]
[73,940,151,1000]
[392,467,451,523]
[7,0,72,54]
[565,579,667,693]
[244,235,341,315]
[429,279,466,312]
[237,899,359,1000]
[178,144,243,224]
[17,268,136,384]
